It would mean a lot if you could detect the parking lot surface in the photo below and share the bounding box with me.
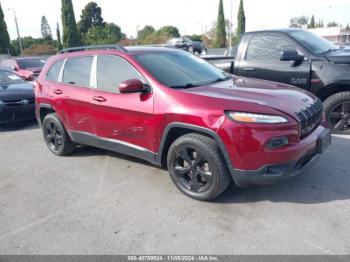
[0,121,349,255]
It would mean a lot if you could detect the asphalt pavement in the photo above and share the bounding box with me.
[0,121,349,255]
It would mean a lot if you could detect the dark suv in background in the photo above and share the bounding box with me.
[166,37,206,54]
[35,45,330,201]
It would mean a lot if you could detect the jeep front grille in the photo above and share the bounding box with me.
[296,99,323,138]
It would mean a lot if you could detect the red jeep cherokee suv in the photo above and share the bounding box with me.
[34,45,331,201]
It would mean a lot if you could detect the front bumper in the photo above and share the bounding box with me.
[231,127,331,188]
[0,102,36,124]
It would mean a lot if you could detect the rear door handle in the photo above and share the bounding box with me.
[53,89,63,95]
[93,96,107,102]
[242,67,256,71]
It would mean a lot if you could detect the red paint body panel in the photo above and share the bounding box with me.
[35,48,328,173]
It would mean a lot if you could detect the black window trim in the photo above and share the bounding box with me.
[93,54,152,94]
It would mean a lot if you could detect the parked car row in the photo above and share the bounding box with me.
[32,44,330,201]
[0,57,46,81]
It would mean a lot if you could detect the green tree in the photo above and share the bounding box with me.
[137,25,155,43]
[77,2,104,36]
[41,16,53,41]
[214,0,226,48]
[289,16,309,28]
[82,23,124,45]
[327,21,339,27]
[309,15,315,28]
[0,3,11,54]
[237,0,246,39]
[61,0,81,47]
[346,24,350,30]
[56,22,63,50]
[157,26,180,38]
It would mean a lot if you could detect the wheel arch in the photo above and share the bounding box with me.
[316,81,350,101]
[157,123,234,173]
[38,104,55,125]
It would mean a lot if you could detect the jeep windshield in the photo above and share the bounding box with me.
[134,51,231,89]
[287,30,340,55]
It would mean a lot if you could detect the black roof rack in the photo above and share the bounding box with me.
[59,45,127,54]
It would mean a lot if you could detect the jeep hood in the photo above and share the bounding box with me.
[182,76,317,118]
[325,48,350,64]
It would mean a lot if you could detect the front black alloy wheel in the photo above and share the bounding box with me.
[167,133,231,201]
[324,92,350,135]
[42,113,75,156]
[174,147,213,193]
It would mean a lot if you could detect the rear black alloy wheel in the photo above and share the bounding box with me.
[328,102,350,133]
[42,113,75,156]
[174,147,213,193]
[44,120,63,152]
[167,133,231,201]
[324,92,350,135]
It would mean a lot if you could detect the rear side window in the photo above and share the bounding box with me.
[63,56,93,87]
[246,35,296,62]
[96,55,142,92]
[46,60,64,82]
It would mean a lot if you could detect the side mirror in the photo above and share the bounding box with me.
[119,79,149,94]
[280,50,305,62]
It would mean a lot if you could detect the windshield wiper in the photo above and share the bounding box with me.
[170,76,232,89]
[207,76,232,84]
[170,83,202,89]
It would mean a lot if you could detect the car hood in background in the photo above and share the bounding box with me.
[182,76,317,118]
[325,48,350,64]
[24,67,43,73]
[0,82,35,102]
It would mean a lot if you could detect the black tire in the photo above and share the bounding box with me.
[324,92,350,135]
[167,133,231,201]
[42,113,75,156]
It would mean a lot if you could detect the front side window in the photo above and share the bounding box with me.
[133,51,230,88]
[46,60,64,82]
[96,55,142,93]
[246,35,296,62]
[63,56,93,87]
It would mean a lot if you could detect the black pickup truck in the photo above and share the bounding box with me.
[204,29,350,135]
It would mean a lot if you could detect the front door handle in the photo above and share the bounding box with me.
[242,67,256,72]
[53,89,63,95]
[93,96,107,102]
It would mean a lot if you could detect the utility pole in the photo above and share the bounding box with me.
[8,8,23,53]
[136,25,139,45]
[229,0,233,49]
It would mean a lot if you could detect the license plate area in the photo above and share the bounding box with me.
[316,129,331,153]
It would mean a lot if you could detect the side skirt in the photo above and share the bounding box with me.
[69,131,158,165]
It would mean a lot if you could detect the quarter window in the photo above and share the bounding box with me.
[46,60,64,82]
[63,56,93,87]
[97,55,142,92]
[246,35,296,62]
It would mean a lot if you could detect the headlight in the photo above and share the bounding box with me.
[227,112,288,124]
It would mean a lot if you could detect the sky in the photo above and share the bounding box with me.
[1,0,350,40]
